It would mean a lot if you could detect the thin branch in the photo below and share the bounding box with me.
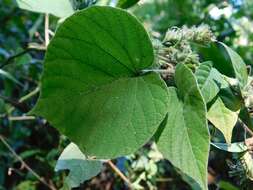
[0,47,45,69]
[0,94,29,112]
[107,160,132,188]
[0,49,31,69]
[48,29,55,37]
[19,87,40,103]
[0,135,56,190]
[45,14,50,47]
[28,43,47,51]
[8,87,40,114]
[8,116,36,121]
[142,69,174,74]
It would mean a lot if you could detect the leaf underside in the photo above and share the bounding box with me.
[195,61,221,103]
[157,64,210,190]
[207,97,238,143]
[16,0,75,17]
[55,143,103,188]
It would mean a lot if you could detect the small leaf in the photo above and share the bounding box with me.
[195,61,221,103]
[198,42,248,88]
[16,0,75,18]
[219,42,248,88]
[55,143,103,188]
[219,86,243,112]
[116,0,140,9]
[157,64,210,190]
[211,142,247,153]
[207,98,238,143]
[31,6,169,159]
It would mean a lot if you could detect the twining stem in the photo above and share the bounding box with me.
[107,160,132,188]
[0,135,56,190]
[45,14,49,47]
[19,87,40,103]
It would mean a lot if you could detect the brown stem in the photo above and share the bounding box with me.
[0,135,57,190]
[107,160,132,188]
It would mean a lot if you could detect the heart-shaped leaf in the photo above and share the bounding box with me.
[195,61,221,103]
[31,6,169,159]
[55,143,103,188]
[16,0,75,17]
[207,97,238,143]
[156,64,210,190]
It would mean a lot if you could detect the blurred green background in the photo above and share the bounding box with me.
[0,0,253,189]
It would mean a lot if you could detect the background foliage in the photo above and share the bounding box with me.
[1,0,253,189]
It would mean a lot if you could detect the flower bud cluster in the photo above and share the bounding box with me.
[242,77,253,110]
[164,24,214,45]
[156,24,215,82]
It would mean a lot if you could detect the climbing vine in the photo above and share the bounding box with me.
[10,0,253,189]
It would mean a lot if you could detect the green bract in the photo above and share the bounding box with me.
[157,64,210,190]
[31,6,169,159]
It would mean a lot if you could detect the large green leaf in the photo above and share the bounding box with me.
[207,98,238,143]
[116,0,140,9]
[157,64,210,190]
[55,143,103,188]
[16,0,75,17]
[31,6,169,159]
[198,42,248,88]
[195,61,221,103]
